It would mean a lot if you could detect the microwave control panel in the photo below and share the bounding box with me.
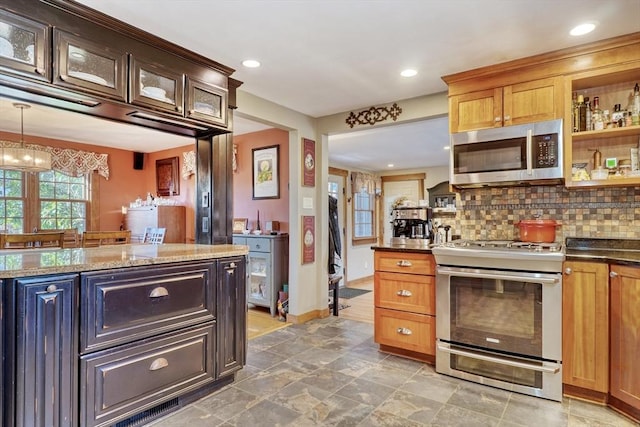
[533,134,558,168]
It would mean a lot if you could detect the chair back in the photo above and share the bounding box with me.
[142,227,166,244]
[0,232,65,249]
[82,230,131,247]
[37,228,80,248]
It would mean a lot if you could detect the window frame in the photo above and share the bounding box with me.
[351,188,376,245]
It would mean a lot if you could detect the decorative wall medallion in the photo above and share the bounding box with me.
[345,103,402,128]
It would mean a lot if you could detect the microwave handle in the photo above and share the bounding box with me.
[526,129,533,175]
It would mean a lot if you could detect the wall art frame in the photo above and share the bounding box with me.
[156,156,179,196]
[252,145,280,199]
[302,215,315,264]
[302,138,315,187]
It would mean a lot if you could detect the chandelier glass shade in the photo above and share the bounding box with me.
[0,103,52,172]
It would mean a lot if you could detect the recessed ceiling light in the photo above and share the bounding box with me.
[570,22,596,36]
[387,163,395,168]
[443,146,450,150]
[400,69,417,78]
[242,59,261,68]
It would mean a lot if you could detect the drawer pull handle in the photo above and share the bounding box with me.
[396,289,412,297]
[396,260,412,267]
[149,287,169,298]
[149,357,169,371]
[397,327,412,336]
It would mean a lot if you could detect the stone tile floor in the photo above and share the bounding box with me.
[150,316,638,427]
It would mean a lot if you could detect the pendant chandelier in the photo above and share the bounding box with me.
[0,103,52,172]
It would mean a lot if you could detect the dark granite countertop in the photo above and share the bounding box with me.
[565,237,640,267]
[371,244,433,254]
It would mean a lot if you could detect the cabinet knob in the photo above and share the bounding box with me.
[149,286,169,298]
[35,68,45,75]
[60,74,68,81]
[149,357,169,371]
[564,268,572,275]
[610,271,618,278]
[230,262,236,268]
[495,117,502,122]
[504,115,511,121]
[396,289,412,297]
[396,327,412,336]
[396,260,412,267]
[176,105,183,113]
[46,284,58,293]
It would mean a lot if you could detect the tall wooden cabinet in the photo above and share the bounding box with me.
[373,250,436,363]
[125,205,186,243]
[610,264,640,419]
[562,261,609,399]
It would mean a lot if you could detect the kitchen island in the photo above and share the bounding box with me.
[1,243,248,427]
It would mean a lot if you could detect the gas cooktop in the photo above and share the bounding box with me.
[431,240,565,273]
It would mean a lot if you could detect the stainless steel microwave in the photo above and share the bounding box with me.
[450,119,563,187]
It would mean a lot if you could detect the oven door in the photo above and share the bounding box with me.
[436,266,562,361]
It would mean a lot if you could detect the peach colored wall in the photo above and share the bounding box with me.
[0,131,195,237]
[233,128,290,232]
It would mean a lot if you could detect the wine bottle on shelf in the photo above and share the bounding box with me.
[592,96,604,130]
[585,97,592,131]
[577,94,586,132]
[632,83,640,126]
[572,92,579,133]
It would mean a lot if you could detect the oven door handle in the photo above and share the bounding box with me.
[436,267,559,285]
[437,343,560,374]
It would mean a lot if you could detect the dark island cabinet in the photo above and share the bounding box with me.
[216,256,247,378]
[5,274,79,427]
[0,8,50,82]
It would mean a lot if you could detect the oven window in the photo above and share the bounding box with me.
[450,276,542,357]
[451,352,542,389]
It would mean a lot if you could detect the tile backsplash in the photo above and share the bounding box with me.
[453,185,640,242]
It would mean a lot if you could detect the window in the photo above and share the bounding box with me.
[353,189,376,243]
[328,181,339,199]
[0,169,89,233]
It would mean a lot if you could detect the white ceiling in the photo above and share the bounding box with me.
[2,0,639,170]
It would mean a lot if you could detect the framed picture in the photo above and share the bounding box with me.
[252,145,280,199]
[302,215,315,264]
[156,156,179,196]
[232,218,248,233]
[302,138,315,187]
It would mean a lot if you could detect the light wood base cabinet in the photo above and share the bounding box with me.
[562,261,609,397]
[610,265,640,420]
[373,250,436,363]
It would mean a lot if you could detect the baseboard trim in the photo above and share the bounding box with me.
[346,275,373,287]
[287,308,329,324]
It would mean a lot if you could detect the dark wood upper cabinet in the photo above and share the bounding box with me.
[54,29,128,101]
[186,77,228,128]
[0,9,50,82]
[130,56,184,115]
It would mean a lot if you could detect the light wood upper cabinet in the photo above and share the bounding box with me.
[562,261,609,395]
[450,77,562,133]
[610,264,640,413]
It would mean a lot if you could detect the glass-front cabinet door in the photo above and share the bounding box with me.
[0,9,49,81]
[54,29,127,101]
[130,57,184,115]
[186,77,227,127]
[248,252,272,308]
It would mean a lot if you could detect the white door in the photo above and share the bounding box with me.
[382,180,421,244]
[328,174,345,284]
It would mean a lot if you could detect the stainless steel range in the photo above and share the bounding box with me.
[432,240,565,401]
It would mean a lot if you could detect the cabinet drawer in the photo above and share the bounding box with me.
[375,271,434,314]
[247,237,270,252]
[374,251,435,275]
[374,307,435,355]
[80,324,215,427]
[81,262,215,353]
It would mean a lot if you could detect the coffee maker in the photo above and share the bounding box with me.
[390,206,433,247]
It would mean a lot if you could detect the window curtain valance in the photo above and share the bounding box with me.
[182,150,196,179]
[0,141,110,179]
[351,172,381,195]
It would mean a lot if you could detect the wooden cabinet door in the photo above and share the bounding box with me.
[610,265,640,412]
[216,257,246,378]
[13,274,78,427]
[503,77,562,126]
[562,261,609,393]
[0,9,50,82]
[449,88,502,133]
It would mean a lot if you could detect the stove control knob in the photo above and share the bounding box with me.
[564,268,572,275]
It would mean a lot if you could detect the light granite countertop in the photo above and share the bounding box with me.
[0,243,249,278]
